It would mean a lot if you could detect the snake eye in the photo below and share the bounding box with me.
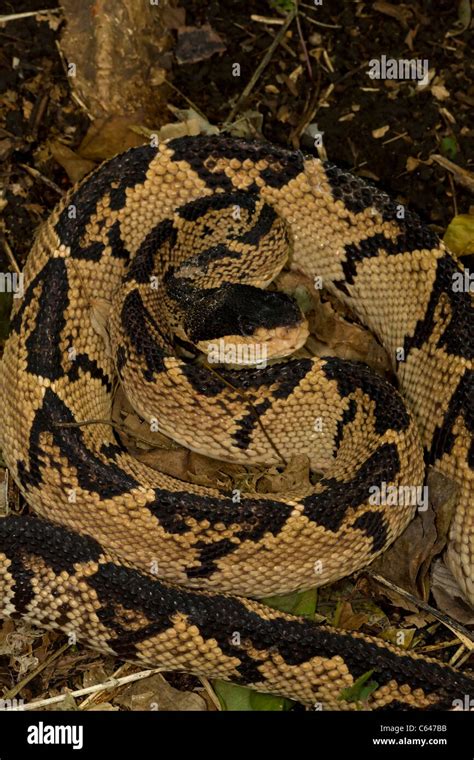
[238,316,259,337]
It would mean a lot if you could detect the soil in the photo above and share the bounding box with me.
[1,0,473,268]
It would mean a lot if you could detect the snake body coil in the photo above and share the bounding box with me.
[0,136,472,709]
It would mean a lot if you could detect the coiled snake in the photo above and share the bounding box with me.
[0,136,472,709]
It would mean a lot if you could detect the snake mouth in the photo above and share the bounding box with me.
[197,320,310,367]
[251,321,310,357]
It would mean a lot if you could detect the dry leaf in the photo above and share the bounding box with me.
[228,110,264,138]
[161,6,186,29]
[430,155,474,193]
[49,141,96,184]
[256,456,313,495]
[175,25,226,65]
[309,297,391,376]
[370,469,458,610]
[82,664,110,690]
[431,84,450,101]
[431,560,474,626]
[114,673,207,711]
[406,156,421,172]
[372,125,390,139]
[77,116,147,162]
[158,107,219,141]
[380,627,416,648]
[90,299,113,357]
[336,601,370,631]
[43,694,79,712]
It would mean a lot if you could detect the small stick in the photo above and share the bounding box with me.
[295,11,313,80]
[299,6,342,28]
[0,8,61,23]
[164,81,209,122]
[447,172,458,218]
[368,572,474,646]
[224,6,297,127]
[19,163,63,195]
[431,154,474,193]
[198,677,222,711]
[78,662,134,709]
[3,641,71,701]
[250,15,286,25]
[13,667,165,711]
[1,237,21,275]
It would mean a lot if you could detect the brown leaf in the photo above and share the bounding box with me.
[49,141,96,184]
[114,673,207,711]
[90,299,113,357]
[370,469,458,610]
[372,125,390,139]
[406,156,422,172]
[309,296,391,376]
[256,456,313,495]
[77,116,147,163]
[431,560,474,626]
[336,601,370,631]
[175,25,226,65]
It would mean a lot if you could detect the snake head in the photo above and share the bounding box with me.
[182,284,309,366]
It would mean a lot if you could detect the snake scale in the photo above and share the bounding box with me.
[0,135,472,710]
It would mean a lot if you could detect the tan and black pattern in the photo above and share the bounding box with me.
[0,135,472,709]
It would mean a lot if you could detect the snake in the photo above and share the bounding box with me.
[0,135,472,710]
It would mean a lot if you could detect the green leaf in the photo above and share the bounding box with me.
[268,0,296,13]
[213,680,292,711]
[444,214,474,257]
[213,589,316,710]
[440,136,458,160]
[263,587,317,618]
[338,669,379,706]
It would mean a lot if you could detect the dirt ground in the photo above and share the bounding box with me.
[1,0,473,271]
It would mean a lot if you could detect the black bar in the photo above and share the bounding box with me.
[0,710,471,758]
